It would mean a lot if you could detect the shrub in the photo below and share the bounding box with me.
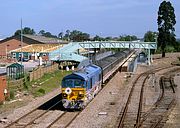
[9,90,15,100]
[38,88,45,94]
[166,46,175,52]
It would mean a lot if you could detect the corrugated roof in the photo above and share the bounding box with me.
[23,34,68,44]
[10,44,63,53]
[7,63,24,68]
[0,35,68,45]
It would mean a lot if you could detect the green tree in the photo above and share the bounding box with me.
[38,30,45,35]
[69,30,90,42]
[144,31,157,54]
[14,30,21,36]
[118,35,138,41]
[144,31,157,42]
[58,32,63,39]
[105,36,112,41]
[64,30,70,41]
[157,1,176,57]
[93,35,105,41]
[38,30,57,38]
[23,27,35,35]
[14,27,36,36]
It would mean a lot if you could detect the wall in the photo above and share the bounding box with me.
[0,74,7,102]
[0,39,28,57]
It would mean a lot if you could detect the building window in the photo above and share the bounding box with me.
[13,53,16,58]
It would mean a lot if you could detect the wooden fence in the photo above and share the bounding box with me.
[8,64,59,89]
[29,64,59,82]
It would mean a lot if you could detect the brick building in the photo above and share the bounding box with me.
[0,73,7,102]
[0,35,43,58]
[0,35,68,60]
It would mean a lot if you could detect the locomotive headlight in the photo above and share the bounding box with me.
[62,93,67,97]
[65,87,72,95]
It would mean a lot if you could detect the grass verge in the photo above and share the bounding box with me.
[29,70,71,97]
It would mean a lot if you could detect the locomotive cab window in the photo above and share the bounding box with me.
[62,79,73,88]
[90,78,92,88]
[99,73,101,81]
[74,79,84,88]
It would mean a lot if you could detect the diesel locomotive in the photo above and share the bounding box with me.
[61,64,102,109]
[61,49,134,109]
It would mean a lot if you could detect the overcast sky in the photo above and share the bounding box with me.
[0,0,179,39]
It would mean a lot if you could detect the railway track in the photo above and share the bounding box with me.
[4,101,81,128]
[47,111,80,128]
[139,75,176,128]
[117,66,179,128]
[117,71,150,128]
[5,100,62,128]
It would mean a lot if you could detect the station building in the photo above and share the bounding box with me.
[10,44,63,61]
[0,34,68,61]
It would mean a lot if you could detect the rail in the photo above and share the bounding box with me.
[117,66,177,128]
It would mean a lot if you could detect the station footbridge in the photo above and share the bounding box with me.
[49,41,157,65]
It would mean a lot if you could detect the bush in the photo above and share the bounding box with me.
[38,88,45,94]
[155,46,176,54]
[9,90,15,100]
[166,46,175,52]
[155,48,161,54]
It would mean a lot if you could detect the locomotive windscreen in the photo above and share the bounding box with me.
[62,79,84,88]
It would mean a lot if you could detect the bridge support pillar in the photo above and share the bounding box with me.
[148,48,151,65]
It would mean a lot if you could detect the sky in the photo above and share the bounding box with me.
[0,0,180,39]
